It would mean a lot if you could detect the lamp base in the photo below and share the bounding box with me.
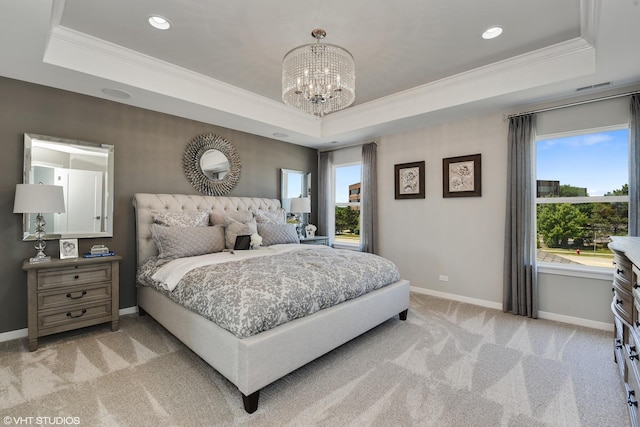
[29,255,51,264]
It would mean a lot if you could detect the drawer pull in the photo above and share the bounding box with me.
[616,299,623,305]
[616,339,623,349]
[636,321,640,328]
[629,391,638,407]
[66,290,87,300]
[617,268,624,275]
[74,275,80,279]
[66,309,87,319]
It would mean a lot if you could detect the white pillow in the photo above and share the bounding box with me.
[224,216,258,250]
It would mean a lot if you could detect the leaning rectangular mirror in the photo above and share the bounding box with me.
[281,169,311,234]
[22,133,114,240]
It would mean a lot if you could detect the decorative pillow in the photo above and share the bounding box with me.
[210,210,253,226]
[257,223,300,246]
[151,224,225,259]
[253,209,286,225]
[224,217,258,249]
[151,211,209,227]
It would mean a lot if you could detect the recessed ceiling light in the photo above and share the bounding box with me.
[148,15,171,30]
[273,132,289,138]
[102,88,132,99]
[482,26,503,40]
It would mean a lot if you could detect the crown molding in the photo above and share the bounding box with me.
[43,25,321,137]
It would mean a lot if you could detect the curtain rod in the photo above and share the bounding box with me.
[506,90,640,119]
[319,140,378,153]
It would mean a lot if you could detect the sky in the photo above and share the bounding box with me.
[536,128,629,196]
[335,164,361,203]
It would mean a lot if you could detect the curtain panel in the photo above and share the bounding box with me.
[361,143,378,253]
[317,151,334,246]
[630,94,640,236]
[503,114,538,318]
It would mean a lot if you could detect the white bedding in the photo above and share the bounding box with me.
[152,244,330,291]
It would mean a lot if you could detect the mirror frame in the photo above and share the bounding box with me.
[22,133,115,240]
[280,168,311,212]
[183,134,241,196]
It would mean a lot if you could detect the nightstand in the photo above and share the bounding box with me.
[22,255,122,351]
[300,236,329,246]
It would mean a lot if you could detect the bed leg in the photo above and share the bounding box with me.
[242,391,260,413]
[399,309,408,321]
[138,306,147,316]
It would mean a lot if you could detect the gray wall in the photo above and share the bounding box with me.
[0,77,317,334]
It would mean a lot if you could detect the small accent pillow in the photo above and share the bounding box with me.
[151,224,225,259]
[224,216,258,249]
[210,210,253,226]
[253,209,286,225]
[257,223,300,246]
[151,211,209,227]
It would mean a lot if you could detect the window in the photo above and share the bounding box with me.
[536,128,629,269]
[334,162,361,246]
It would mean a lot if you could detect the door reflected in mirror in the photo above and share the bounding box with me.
[22,134,114,240]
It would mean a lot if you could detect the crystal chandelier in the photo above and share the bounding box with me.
[282,29,355,117]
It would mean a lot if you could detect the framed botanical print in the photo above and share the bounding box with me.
[395,161,425,199]
[443,154,481,198]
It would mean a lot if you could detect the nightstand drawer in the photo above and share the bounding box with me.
[38,282,112,311]
[37,264,111,290]
[38,301,112,333]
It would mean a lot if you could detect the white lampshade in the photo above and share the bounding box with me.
[13,184,66,214]
[290,197,311,214]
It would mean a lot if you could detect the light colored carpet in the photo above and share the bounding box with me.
[0,293,630,426]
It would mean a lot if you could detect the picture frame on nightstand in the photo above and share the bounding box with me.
[59,238,79,259]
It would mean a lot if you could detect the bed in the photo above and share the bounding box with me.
[133,193,410,413]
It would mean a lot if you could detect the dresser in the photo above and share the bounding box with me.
[609,237,640,426]
[22,255,122,351]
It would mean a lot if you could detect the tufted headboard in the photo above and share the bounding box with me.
[132,193,282,266]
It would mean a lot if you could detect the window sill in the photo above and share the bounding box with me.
[332,242,360,251]
[537,262,613,281]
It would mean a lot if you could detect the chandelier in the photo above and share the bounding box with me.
[282,29,355,117]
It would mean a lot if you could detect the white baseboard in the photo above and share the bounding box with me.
[410,286,613,332]
[0,306,139,343]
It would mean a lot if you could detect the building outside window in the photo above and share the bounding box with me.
[535,127,629,269]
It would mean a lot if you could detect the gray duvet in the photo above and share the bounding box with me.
[137,246,400,338]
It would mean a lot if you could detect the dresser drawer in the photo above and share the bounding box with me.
[614,289,634,324]
[38,301,112,334]
[37,282,112,311]
[615,254,633,285]
[37,263,111,290]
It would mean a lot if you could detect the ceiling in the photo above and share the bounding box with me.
[1,0,639,148]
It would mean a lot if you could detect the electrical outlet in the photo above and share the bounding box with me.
[439,275,449,282]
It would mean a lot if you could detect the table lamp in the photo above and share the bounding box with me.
[14,183,66,263]
[290,197,311,238]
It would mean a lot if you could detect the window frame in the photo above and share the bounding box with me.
[332,161,362,249]
[534,126,629,274]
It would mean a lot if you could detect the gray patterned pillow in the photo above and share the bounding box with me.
[151,224,225,259]
[257,223,300,246]
[224,217,258,249]
[151,211,210,227]
[253,209,286,225]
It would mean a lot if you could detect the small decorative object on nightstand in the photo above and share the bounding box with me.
[22,255,122,351]
[300,235,329,246]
